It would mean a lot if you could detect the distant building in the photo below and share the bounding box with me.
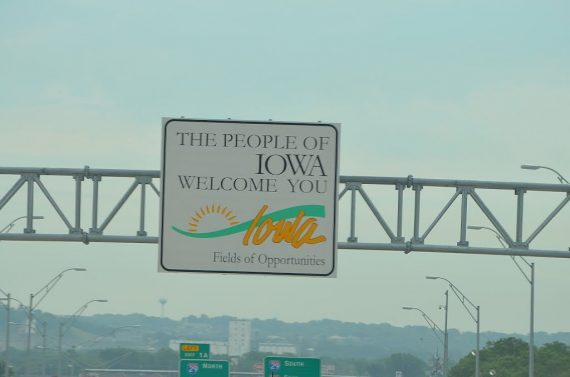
[257,342,297,355]
[169,320,256,358]
[228,320,251,357]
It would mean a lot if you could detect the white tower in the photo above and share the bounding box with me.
[228,320,251,357]
[159,297,167,318]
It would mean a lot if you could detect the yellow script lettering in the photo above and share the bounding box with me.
[242,205,327,249]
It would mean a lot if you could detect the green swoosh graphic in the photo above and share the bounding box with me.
[171,205,325,239]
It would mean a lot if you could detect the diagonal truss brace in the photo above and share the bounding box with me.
[1,168,569,259]
[0,167,160,244]
[339,176,570,258]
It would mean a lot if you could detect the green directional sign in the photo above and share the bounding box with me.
[180,359,229,377]
[179,343,210,359]
[264,357,320,377]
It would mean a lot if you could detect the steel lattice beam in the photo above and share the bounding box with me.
[1,167,569,258]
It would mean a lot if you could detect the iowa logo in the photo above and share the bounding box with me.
[172,204,327,249]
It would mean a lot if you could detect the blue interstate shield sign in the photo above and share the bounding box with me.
[187,363,199,375]
[270,360,281,372]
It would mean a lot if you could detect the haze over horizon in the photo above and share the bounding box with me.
[1,1,570,336]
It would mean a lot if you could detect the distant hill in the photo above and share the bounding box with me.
[2,308,569,364]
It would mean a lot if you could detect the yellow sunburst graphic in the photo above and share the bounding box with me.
[188,204,239,232]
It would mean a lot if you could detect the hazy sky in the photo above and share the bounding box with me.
[1,0,570,342]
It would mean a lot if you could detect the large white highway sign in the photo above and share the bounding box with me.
[159,119,339,276]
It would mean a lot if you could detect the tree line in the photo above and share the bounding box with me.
[2,337,570,377]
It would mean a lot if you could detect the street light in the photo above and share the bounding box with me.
[26,268,87,377]
[521,164,569,184]
[1,292,27,377]
[58,299,108,377]
[0,215,44,233]
[468,225,535,377]
[0,292,11,377]
[402,304,448,377]
[427,276,480,377]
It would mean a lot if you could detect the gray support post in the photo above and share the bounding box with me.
[4,293,10,377]
[412,185,422,243]
[24,175,36,233]
[396,184,405,242]
[476,306,480,377]
[58,322,63,377]
[515,189,526,246]
[457,188,469,246]
[347,183,358,242]
[72,175,84,234]
[90,176,101,234]
[443,290,449,377]
[529,263,535,377]
[41,321,47,377]
[25,293,34,377]
[137,179,148,236]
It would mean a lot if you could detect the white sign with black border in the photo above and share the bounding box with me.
[159,118,339,276]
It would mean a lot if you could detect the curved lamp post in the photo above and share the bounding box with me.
[469,225,535,377]
[26,268,87,377]
[58,299,108,376]
[1,294,28,377]
[1,215,44,233]
[427,276,480,377]
[403,304,448,377]
[521,164,569,184]
[0,290,12,377]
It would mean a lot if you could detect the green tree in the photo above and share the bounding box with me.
[364,359,385,377]
[449,338,570,377]
[232,351,271,372]
[382,353,427,377]
[0,360,15,377]
[535,341,570,377]
[449,337,528,377]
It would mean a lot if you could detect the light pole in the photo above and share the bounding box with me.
[521,164,569,184]
[58,299,108,377]
[403,304,448,377]
[0,290,11,377]
[26,268,87,377]
[36,322,48,377]
[468,225,535,377]
[0,292,26,377]
[443,290,448,377]
[0,216,44,233]
[427,276,480,377]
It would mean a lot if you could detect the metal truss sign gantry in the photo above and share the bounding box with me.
[1,167,569,259]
